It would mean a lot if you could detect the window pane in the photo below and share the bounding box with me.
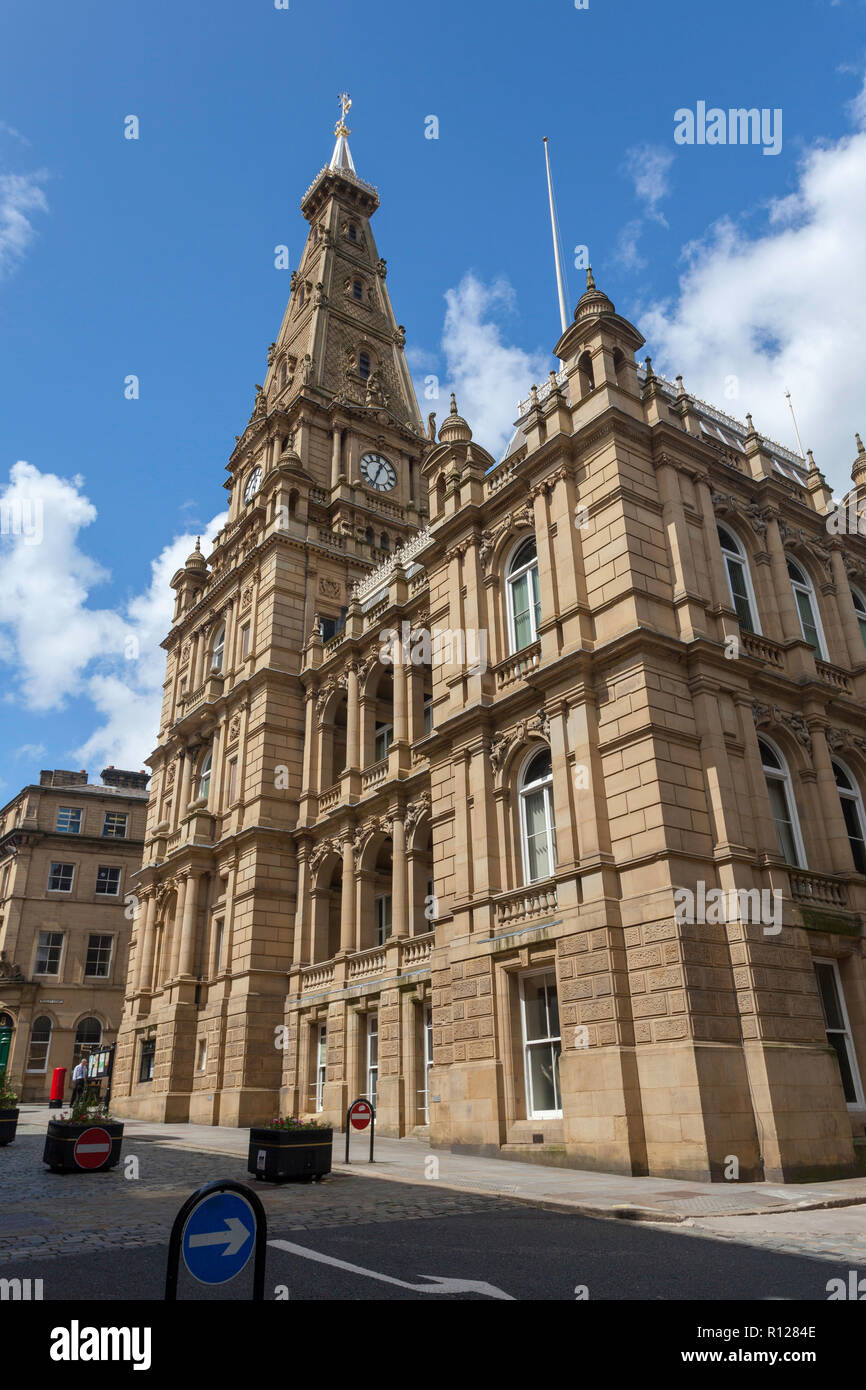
[528,1042,561,1114]
[511,572,532,649]
[523,976,549,1041]
[726,557,755,631]
[840,797,866,873]
[524,789,552,880]
[815,961,845,1031]
[765,778,799,865]
[85,934,113,977]
[828,1031,858,1104]
[794,588,820,653]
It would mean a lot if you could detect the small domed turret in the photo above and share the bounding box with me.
[573,267,616,323]
[438,393,472,444]
[185,537,207,570]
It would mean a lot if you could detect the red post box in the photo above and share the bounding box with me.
[48,1066,67,1109]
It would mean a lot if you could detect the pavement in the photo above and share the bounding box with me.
[5,1107,866,1294]
[15,1104,866,1223]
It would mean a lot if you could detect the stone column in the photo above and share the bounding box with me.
[136,892,158,994]
[168,877,187,981]
[340,833,356,952]
[293,847,311,966]
[345,664,360,771]
[331,425,343,487]
[391,814,409,938]
[178,746,194,819]
[301,689,317,792]
[810,723,854,873]
[178,871,202,978]
[764,513,802,644]
[830,545,865,667]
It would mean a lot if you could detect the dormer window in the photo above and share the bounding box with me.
[359,352,371,380]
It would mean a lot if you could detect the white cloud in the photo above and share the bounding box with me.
[637,73,866,495]
[624,144,673,225]
[439,273,549,457]
[14,742,46,759]
[0,461,225,771]
[614,144,674,270]
[0,170,49,278]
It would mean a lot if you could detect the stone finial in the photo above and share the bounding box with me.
[857,433,865,455]
[852,433,866,487]
[644,356,654,380]
[745,413,756,435]
[586,267,596,291]
[675,374,686,397]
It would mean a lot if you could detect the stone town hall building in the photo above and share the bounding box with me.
[112,114,866,1183]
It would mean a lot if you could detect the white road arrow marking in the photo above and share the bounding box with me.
[190,1217,251,1258]
[268,1239,515,1299]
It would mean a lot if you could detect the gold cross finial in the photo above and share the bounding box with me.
[335,92,352,137]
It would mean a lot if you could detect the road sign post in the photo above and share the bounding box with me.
[344,1096,375,1164]
[165,1179,267,1301]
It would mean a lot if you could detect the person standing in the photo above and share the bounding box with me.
[70,1058,87,1105]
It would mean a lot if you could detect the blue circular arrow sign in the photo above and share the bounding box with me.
[181,1189,256,1286]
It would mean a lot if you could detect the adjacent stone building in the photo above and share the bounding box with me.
[111,114,866,1182]
[0,767,149,1100]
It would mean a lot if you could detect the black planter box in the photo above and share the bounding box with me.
[42,1120,124,1173]
[0,1108,19,1146]
[248,1126,333,1183]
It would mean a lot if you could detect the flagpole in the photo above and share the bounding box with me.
[543,137,568,334]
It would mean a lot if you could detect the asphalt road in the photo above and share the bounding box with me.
[5,1205,863,1301]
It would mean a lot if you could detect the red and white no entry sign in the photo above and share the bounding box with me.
[74,1126,113,1169]
[349,1101,371,1131]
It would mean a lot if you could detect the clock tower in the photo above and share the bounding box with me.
[111,100,431,1126]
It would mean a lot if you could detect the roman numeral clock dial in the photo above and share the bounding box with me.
[360,452,397,491]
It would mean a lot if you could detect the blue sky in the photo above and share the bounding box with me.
[1,0,865,794]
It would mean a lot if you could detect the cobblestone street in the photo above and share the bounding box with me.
[0,1133,523,1262]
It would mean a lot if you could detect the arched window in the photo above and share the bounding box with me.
[759,737,805,867]
[73,1016,102,1065]
[519,747,556,883]
[296,284,305,309]
[210,623,226,673]
[198,749,212,804]
[787,558,827,658]
[380,533,389,551]
[717,525,760,633]
[26,1016,52,1072]
[352,280,363,301]
[358,352,371,381]
[348,224,357,242]
[507,535,541,652]
[280,360,287,388]
[578,351,595,397]
[833,760,866,873]
[850,587,866,649]
[365,526,374,546]
[0,1011,13,1029]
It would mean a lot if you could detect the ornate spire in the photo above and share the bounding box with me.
[853,432,866,488]
[329,92,356,174]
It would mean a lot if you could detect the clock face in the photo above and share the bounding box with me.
[243,466,262,504]
[360,452,397,491]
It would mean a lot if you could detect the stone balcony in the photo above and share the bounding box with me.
[297,930,435,995]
